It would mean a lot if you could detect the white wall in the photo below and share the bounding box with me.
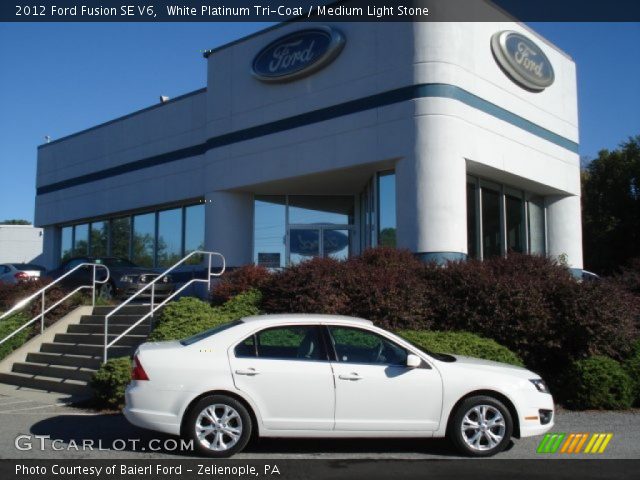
[0,226,43,264]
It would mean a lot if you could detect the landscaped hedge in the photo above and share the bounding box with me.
[562,356,634,410]
[213,248,640,406]
[148,289,261,342]
[90,356,132,409]
[624,340,640,406]
[397,330,523,367]
[0,313,32,361]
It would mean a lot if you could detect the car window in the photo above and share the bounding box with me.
[328,326,408,366]
[236,325,326,361]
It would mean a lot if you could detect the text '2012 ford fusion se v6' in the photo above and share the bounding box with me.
[123,314,554,457]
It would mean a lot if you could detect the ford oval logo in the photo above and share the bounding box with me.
[252,27,345,83]
[491,31,555,92]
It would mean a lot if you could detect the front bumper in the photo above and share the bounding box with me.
[518,393,555,438]
[117,282,175,298]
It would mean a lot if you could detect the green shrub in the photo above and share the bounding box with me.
[624,340,640,406]
[0,314,32,361]
[397,330,523,367]
[149,290,261,342]
[90,356,131,409]
[564,356,634,410]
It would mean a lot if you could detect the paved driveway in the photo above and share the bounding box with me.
[0,392,638,459]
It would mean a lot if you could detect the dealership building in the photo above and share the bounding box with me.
[34,17,582,275]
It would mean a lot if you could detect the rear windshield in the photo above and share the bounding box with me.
[180,320,243,346]
[11,264,45,271]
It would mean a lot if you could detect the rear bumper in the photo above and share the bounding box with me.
[123,382,182,436]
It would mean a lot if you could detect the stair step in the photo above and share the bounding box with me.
[26,352,102,370]
[54,333,147,347]
[41,342,134,357]
[68,323,150,335]
[93,305,152,316]
[79,315,152,325]
[0,372,90,395]
[12,362,95,382]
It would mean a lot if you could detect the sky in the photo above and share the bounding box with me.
[0,22,638,223]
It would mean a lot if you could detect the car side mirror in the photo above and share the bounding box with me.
[406,354,421,368]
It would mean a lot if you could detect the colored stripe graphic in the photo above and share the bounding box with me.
[538,433,613,454]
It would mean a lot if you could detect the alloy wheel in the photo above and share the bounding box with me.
[460,404,506,451]
[195,404,243,452]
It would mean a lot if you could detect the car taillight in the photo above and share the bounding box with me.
[14,272,29,281]
[131,355,149,381]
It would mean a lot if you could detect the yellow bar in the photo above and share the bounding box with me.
[598,434,613,453]
[590,434,606,453]
[561,434,576,453]
[574,433,589,453]
[584,433,598,453]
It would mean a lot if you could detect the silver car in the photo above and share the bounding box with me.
[0,263,46,285]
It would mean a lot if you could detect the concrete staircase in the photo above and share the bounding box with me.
[0,305,151,397]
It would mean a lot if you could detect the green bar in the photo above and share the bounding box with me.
[537,434,552,453]
[550,433,566,453]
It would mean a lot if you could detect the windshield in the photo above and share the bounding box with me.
[180,320,244,346]
[96,258,138,268]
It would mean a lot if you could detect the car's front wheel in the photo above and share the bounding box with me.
[449,395,513,457]
[185,395,252,457]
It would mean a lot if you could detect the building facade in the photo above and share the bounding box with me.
[34,19,582,274]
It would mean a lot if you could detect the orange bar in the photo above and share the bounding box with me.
[561,434,575,453]
[574,433,589,453]
[567,434,582,453]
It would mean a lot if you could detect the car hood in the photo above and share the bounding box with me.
[447,355,536,379]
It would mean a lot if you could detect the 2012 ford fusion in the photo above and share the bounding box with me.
[123,314,554,457]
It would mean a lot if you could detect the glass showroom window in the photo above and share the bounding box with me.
[466,176,546,259]
[60,226,73,261]
[132,213,155,268]
[157,208,182,268]
[254,196,286,269]
[73,223,89,256]
[377,171,396,247]
[111,217,131,259]
[90,221,109,257]
[184,204,205,264]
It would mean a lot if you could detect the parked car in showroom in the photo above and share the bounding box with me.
[0,263,46,285]
[47,256,174,300]
[123,314,554,457]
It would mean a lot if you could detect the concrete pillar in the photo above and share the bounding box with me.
[39,226,60,270]
[204,191,254,268]
[546,194,584,272]
[396,115,467,263]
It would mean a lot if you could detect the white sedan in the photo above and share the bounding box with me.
[123,314,554,457]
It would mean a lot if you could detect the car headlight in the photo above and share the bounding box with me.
[162,275,171,283]
[120,275,134,283]
[530,378,551,394]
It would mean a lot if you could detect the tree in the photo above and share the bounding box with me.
[581,135,640,274]
[0,219,31,225]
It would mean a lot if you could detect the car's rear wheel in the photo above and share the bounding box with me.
[449,395,513,457]
[185,395,252,457]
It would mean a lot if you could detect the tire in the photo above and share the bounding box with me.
[448,395,513,457]
[184,395,252,458]
[99,281,115,301]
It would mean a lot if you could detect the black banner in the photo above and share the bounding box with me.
[2,0,640,22]
[2,459,640,480]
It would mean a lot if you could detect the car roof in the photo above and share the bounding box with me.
[240,314,373,326]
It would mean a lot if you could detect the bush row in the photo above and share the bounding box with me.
[213,248,640,406]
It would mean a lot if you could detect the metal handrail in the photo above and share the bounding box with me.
[103,250,225,363]
[0,263,110,346]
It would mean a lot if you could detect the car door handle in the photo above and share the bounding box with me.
[338,373,362,381]
[235,368,259,376]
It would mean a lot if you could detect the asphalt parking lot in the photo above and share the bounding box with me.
[0,391,638,460]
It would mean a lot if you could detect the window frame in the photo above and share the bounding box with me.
[233,324,331,363]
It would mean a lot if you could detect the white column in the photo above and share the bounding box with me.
[38,226,60,270]
[546,194,583,271]
[204,191,254,267]
[396,115,467,262]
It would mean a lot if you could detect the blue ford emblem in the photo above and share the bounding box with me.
[491,31,554,92]
[252,27,345,83]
